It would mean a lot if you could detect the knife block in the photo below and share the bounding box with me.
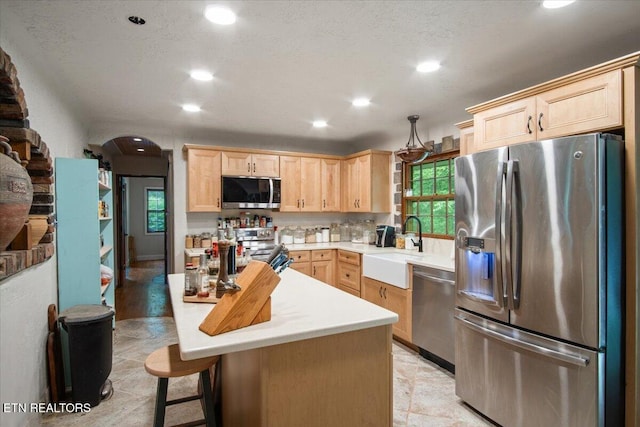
[199,260,281,336]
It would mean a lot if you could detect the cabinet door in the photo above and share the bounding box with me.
[355,155,372,212]
[312,260,333,285]
[252,154,280,177]
[362,277,385,308]
[342,157,359,212]
[536,69,622,140]
[279,156,301,211]
[290,261,311,276]
[473,98,536,152]
[187,149,221,212]
[459,126,474,156]
[221,151,252,176]
[320,158,341,212]
[300,157,322,211]
[384,284,412,342]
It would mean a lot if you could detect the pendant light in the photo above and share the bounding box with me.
[395,115,433,163]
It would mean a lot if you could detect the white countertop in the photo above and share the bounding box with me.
[168,268,398,360]
[186,241,455,272]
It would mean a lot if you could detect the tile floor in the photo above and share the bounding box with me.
[42,317,495,426]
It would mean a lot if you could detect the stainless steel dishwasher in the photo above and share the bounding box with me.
[412,265,455,373]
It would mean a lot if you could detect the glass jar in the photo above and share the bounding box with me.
[305,227,316,244]
[207,258,220,278]
[351,222,363,243]
[395,234,406,249]
[293,226,306,244]
[340,223,351,242]
[330,223,341,242]
[281,227,294,244]
[363,220,376,245]
[405,233,416,250]
[184,266,198,296]
[315,227,323,243]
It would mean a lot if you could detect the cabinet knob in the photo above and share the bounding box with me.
[248,162,251,172]
[313,266,316,275]
[323,199,326,208]
[217,197,220,207]
[253,163,256,173]
[526,115,533,134]
[378,286,383,297]
[297,199,300,208]
[383,287,387,299]
[345,273,350,278]
[302,199,305,208]
[538,113,544,132]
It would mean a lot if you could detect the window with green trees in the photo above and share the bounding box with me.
[146,188,166,234]
[403,152,456,238]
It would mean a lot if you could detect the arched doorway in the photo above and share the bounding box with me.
[100,136,173,320]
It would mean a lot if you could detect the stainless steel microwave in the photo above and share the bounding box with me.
[221,176,281,209]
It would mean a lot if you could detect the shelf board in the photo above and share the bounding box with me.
[100,281,112,297]
[98,182,111,191]
[99,216,112,221]
[100,245,113,258]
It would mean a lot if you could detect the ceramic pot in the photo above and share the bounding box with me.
[0,136,33,251]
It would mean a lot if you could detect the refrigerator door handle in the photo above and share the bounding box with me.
[494,162,507,307]
[455,315,590,367]
[504,160,516,310]
[510,160,522,309]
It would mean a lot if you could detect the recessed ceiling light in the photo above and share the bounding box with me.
[182,104,201,112]
[137,148,145,152]
[352,98,371,107]
[312,120,328,128]
[542,0,576,8]
[133,137,142,142]
[190,70,214,81]
[416,61,441,73]
[205,5,237,25]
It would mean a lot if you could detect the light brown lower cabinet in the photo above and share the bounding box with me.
[362,276,412,342]
[336,250,361,297]
[289,249,335,286]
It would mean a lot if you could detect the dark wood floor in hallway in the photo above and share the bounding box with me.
[115,260,173,320]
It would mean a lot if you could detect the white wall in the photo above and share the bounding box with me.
[0,14,90,427]
[128,177,165,260]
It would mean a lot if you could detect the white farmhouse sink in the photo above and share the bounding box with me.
[362,252,424,289]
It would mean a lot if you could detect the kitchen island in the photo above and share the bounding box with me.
[168,267,398,426]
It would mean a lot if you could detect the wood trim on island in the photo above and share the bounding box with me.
[221,324,393,427]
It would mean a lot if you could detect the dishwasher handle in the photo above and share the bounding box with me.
[413,270,454,285]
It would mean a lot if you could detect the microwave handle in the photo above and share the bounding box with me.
[269,178,274,205]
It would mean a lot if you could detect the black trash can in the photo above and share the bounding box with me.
[59,304,114,407]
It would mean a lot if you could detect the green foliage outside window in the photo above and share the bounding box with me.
[146,188,166,233]
[403,154,456,238]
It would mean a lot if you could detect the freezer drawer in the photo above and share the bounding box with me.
[455,309,603,427]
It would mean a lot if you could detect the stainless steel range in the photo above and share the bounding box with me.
[235,227,276,262]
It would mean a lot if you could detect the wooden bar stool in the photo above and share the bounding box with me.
[144,344,219,427]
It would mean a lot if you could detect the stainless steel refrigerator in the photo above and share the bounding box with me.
[454,133,624,427]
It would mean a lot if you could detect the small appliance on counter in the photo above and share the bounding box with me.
[375,225,395,247]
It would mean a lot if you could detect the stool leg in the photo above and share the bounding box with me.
[154,377,169,427]
[200,369,216,427]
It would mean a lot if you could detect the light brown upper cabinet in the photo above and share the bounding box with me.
[186,148,222,212]
[280,156,341,212]
[455,119,474,156]
[341,152,390,213]
[471,70,622,153]
[221,151,280,177]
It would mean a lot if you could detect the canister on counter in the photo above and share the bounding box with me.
[395,234,406,249]
[193,235,202,248]
[184,265,198,296]
[185,235,193,249]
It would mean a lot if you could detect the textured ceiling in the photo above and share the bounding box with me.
[1,1,639,148]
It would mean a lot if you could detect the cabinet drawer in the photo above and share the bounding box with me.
[290,261,311,276]
[337,250,360,266]
[337,262,361,292]
[312,249,334,261]
[289,250,311,263]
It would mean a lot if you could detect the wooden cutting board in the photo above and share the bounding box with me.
[183,293,221,304]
